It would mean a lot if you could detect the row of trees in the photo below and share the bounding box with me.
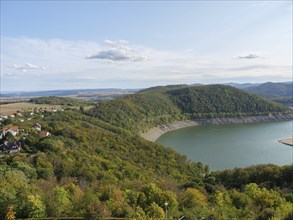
[30,96,90,106]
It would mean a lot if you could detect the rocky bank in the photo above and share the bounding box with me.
[141,114,293,142]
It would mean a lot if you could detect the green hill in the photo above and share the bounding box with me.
[89,84,289,131]
[167,84,286,113]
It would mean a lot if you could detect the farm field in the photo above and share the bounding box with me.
[0,102,61,115]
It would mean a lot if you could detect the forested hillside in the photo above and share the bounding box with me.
[167,85,286,115]
[88,84,289,131]
[1,84,292,219]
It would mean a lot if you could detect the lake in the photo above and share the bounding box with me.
[156,120,293,171]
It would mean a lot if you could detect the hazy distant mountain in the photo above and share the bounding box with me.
[190,83,204,87]
[1,88,138,99]
[244,82,293,99]
[224,82,261,89]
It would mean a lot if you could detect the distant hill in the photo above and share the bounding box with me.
[88,84,289,131]
[190,83,204,87]
[1,88,138,99]
[138,84,189,93]
[224,82,260,89]
[244,82,293,99]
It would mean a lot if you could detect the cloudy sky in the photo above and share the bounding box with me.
[1,1,292,91]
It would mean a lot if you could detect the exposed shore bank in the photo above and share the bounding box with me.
[278,138,293,146]
[141,114,293,142]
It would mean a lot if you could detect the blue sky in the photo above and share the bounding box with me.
[1,1,292,91]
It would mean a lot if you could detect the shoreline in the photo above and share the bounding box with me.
[140,114,293,142]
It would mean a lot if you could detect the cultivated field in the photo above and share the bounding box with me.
[0,102,61,115]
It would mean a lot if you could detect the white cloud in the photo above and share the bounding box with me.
[86,48,147,61]
[87,40,148,62]
[238,53,264,59]
[103,40,129,47]
[10,63,46,73]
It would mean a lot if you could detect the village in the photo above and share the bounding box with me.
[0,107,62,154]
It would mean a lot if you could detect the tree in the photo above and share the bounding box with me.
[244,183,260,198]
[211,190,225,207]
[134,206,146,219]
[84,200,111,220]
[48,186,73,217]
[229,189,252,209]
[4,132,16,142]
[182,188,208,208]
[106,188,131,217]
[11,161,37,179]
[5,206,16,220]
[146,202,165,219]
[34,155,54,179]
[64,183,84,209]
[2,119,13,126]
[142,183,162,207]
[26,195,46,218]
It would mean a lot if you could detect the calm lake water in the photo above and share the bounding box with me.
[156,121,293,171]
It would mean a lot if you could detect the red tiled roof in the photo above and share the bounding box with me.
[2,126,19,133]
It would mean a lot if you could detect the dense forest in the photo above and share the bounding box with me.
[1,84,293,219]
